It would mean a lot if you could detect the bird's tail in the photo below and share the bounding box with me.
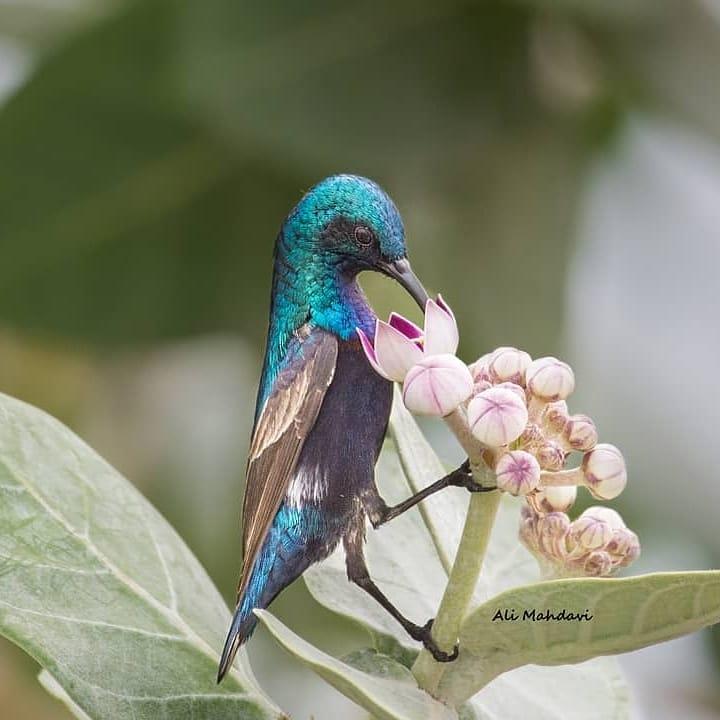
[217,595,257,683]
[217,504,327,682]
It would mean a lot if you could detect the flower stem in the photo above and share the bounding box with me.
[411,409,501,697]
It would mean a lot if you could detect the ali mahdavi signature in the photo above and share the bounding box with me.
[492,608,594,622]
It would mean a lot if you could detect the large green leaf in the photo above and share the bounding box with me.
[305,398,630,717]
[440,571,720,705]
[0,391,283,719]
[256,610,456,720]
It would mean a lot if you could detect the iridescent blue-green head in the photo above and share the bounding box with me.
[272,174,428,340]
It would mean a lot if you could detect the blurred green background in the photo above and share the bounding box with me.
[0,0,719,718]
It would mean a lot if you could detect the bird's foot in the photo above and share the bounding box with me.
[412,619,459,663]
[448,459,496,493]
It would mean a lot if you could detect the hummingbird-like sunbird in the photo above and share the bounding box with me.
[218,174,477,682]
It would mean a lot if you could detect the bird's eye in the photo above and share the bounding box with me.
[354,226,373,248]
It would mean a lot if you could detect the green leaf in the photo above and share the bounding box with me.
[38,670,93,720]
[0,392,283,720]
[440,571,720,705]
[341,648,417,685]
[256,610,457,720]
[306,400,630,717]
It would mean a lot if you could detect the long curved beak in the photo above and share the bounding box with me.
[378,258,429,310]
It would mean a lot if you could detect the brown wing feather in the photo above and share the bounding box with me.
[237,327,338,600]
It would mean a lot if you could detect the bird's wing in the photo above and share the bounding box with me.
[237,325,338,600]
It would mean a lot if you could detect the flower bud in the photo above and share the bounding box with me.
[402,354,473,417]
[494,381,527,403]
[582,443,627,500]
[519,511,539,550]
[569,509,614,551]
[543,401,569,434]
[536,441,566,471]
[606,527,641,566]
[616,530,641,567]
[581,506,625,531]
[519,422,543,449]
[495,451,541,496]
[583,550,613,576]
[473,379,492,394]
[526,357,575,402]
[536,512,571,558]
[468,353,492,384]
[488,347,532,385]
[467,386,529,447]
[565,414,598,452]
[529,485,577,513]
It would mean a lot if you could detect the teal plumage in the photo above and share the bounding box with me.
[218,174,459,682]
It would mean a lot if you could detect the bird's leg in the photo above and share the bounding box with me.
[365,459,493,528]
[343,531,458,663]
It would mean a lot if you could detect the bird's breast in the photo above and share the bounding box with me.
[286,338,392,514]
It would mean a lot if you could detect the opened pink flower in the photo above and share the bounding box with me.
[358,296,472,416]
[357,296,460,381]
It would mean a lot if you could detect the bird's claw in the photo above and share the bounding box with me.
[449,459,496,493]
[415,619,459,663]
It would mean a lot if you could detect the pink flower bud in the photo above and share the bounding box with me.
[495,451,541,496]
[606,527,641,567]
[467,386,529,447]
[423,295,459,356]
[488,347,532,385]
[494,381,527,403]
[473,379,493,394]
[518,422,543,449]
[536,441,566,471]
[519,514,539,551]
[402,354,473,417]
[582,443,627,500]
[529,485,577,513]
[468,353,492,383]
[583,550,613,576]
[569,509,614,551]
[526,357,575,402]
[536,512,571,558]
[564,414,598,452]
[581,506,625,531]
[543,401,569,434]
[616,530,641,567]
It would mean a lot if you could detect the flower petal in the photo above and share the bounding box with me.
[356,326,390,380]
[423,296,459,356]
[388,312,423,342]
[374,320,424,382]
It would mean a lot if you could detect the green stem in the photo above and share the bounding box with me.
[411,462,501,697]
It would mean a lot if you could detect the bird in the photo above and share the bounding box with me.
[217,174,478,682]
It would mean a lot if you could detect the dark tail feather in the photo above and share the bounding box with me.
[217,602,258,683]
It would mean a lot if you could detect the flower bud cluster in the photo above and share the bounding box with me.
[520,503,640,578]
[357,296,639,578]
[465,346,627,506]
